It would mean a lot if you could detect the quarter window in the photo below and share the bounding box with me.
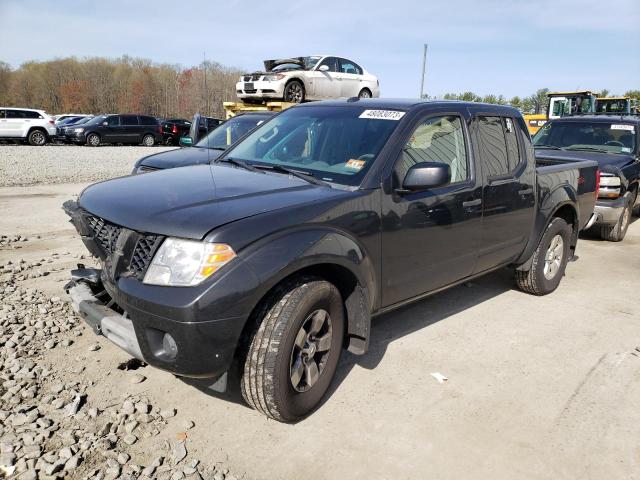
[396,115,469,184]
[121,115,138,126]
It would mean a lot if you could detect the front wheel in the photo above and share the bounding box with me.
[601,195,632,242]
[358,88,372,99]
[241,276,344,422]
[28,129,47,146]
[142,134,155,147]
[515,217,572,295]
[86,133,100,147]
[283,80,305,103]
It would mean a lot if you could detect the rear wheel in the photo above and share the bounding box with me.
[283,80,305,103]
[142,134,155,147]
[358,88,372,99]
[515,217,572,295]
[27,129,47,146]
[86,133,100,147]
[241,276,344,422]
[600,195,632,242]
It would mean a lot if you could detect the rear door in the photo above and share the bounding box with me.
[101,115,121,142]
[120,115,141,143]
[336,58,362,98]
[472,114,535,273]
[5,110,27,137]
[381,112,482,307]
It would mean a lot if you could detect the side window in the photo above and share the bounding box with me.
[121,115,138,126]
[106,116,120,127]
[0,110,5,119]
[396,115,469,184]
[139,116,157,126]
[476,116,509,177]
[338,59,362,75]
[503,117,521,170]
[25,111,41,119]
[317,57,337,72]
[7,110,25,119]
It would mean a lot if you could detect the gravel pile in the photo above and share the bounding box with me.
[0,145,177,187]
[0,252,240,480]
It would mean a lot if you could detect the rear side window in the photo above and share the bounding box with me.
[396,115,469,184]
[476,116,509,177]
[503,117,521,170]
[139,116,157,125]
[338,58,363,75]
[7,110,26,119]
[121,115,139,126]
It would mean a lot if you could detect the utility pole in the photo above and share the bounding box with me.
[419,43,428,99]
[203,51,208,116]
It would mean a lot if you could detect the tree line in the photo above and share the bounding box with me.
[0,56,243,119]
[434,88,640,114]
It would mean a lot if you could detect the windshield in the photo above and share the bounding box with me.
[533,121,637,155]
[195,115,268,149]
[222,106,402,186]
[85,115,108,125]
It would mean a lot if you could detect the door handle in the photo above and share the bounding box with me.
[462,199,481,208]
[518,188,534,195]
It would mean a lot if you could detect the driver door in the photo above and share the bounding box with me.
[310,57,340,98]
[380,113,481,307]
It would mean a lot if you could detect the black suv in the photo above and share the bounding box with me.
[68,114,163,147]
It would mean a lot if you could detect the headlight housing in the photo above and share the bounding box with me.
[263,74,285,81]
[143,238,236,286]
[74,127,85,133]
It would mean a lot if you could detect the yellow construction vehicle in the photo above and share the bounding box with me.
[524,91,597,135]
[223,101,295,119]
[595,96,638,115]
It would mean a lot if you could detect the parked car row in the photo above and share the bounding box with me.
[66,98,604,424]
[0,107,223,146]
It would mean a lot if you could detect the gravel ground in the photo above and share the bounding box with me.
[0,145,177,187]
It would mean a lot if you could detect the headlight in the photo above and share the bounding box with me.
[74,127,84,133]
[143,238,236,286]
[263,74,285,81]
[598,174,622,199]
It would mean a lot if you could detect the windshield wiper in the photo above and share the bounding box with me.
[253,164,329,186]
[534,145,562,150]
[217,157,262,173]
[563,146,609,153]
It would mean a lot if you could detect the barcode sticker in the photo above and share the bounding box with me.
[359,110,406,121]
[611,124,635,131]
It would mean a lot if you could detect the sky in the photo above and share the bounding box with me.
[1,0,638,99]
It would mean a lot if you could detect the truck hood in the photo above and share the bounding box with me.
[534,148,635,172]
[78,164,345,239]
[136,147,223,171]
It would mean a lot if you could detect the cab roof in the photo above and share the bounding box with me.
[549,115,640,124]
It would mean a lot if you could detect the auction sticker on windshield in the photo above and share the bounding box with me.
[359,110,406,121]
[610,124,635,131]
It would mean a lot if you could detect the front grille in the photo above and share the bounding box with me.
[85,214,163,278]
[130,235,161,277]
[243,74,262,81]
[244,89,257,94]
[87,216,122,255]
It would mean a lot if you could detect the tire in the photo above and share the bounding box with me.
[515,217,572,296]
[358,88,372,99]
[600,195,632,242]
[86,133,100,147]
[142,134,155,147]
[283,80,305,103]
[241,276,344,422]
[27,129,47,146]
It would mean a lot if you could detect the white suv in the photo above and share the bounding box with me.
[0,108,57,146]
[236,55,380,103]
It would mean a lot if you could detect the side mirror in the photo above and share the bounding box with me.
[102,121,108,126]
[179,136,193,147]
[400,162,451,192]
[318,65,330,72]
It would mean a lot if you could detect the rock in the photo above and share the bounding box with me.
[160,408,177,419]
[88,344,101,352]
[61,338,73,347]
[171,441,187,464]
[44,339,56,349]
[122,401,135,415]
[65,455,81,471]
[58,447,73,459]
[117,452,130,465]
[183,420,195,430]
[122,434,137,445]
[130,374,146,384]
